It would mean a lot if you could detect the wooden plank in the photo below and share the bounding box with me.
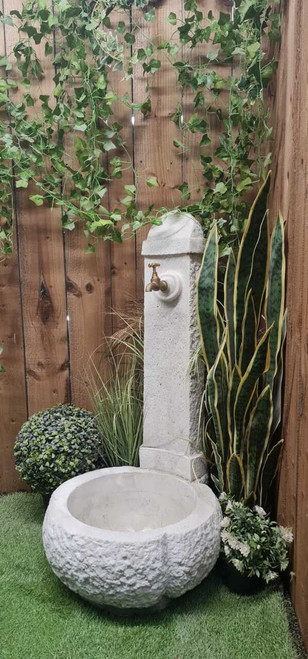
[182,0,230,203]
[108,8,137,331]
[132,0,183,299]
[271,0,308,649]
[4,0,70,415]
[0,2,28,492]
[65,234,111,408]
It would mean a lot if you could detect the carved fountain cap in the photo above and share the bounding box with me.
[142,210,205,256]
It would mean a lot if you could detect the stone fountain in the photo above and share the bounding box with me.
[43,212,221,610]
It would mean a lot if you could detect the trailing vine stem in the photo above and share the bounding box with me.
[0,0,280,256]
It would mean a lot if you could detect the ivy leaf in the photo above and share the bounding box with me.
[146,176,159,187]
[15,179,29,189]
[144,8,155,22]
[29,195,44,206]
[0,57,12,71]
[236,177,252,192]
[0,15,13,26]
[247,42,261,58]
[103,140,116,152]
[168,12,177,25]
[207,49,220,61]
[124,32,135,45]
[177,182,190,200]
[137,48,147,61]
[214,182,227,194]
[124,184,136,196]
[143,59,161,75]
[45,42,53,56]
[74,123,87,132]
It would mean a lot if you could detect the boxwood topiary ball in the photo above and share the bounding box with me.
[14,404,102,495]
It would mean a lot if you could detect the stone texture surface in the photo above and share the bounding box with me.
[141,211,206,480]
[43,468,222,610]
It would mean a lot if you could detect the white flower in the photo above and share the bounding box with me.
[266,571,278,582]
[224,545,231,557]
[231,558,244,573]
[221,530,232,544]
[254,505,266,517]
[221,517,230,528]
[238,541,250,557]
[279,526,293,544]
[227,536,239,550]
[226,500,234,512]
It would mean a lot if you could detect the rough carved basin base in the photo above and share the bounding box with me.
[43,467,221,610]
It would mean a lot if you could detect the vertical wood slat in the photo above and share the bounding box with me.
[182,0,230,202]
[108,8,136,329]
[0,4,28,492]
[133,0,183,299]
[4,0,70,415]
[272,0,308,649]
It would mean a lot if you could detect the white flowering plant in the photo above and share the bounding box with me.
[219,494,293,584]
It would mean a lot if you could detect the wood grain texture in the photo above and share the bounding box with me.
[133,0,183,298]
[182,0,231,203]
[4,0,70,415]
[108,8,137,331]
[271,0,308,649]
[0,5,28,493]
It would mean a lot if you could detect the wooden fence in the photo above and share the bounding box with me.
[0,0,228,492]
[271,0,308,648]
[1,0,308,649]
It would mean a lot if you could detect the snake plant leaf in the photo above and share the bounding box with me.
[227,364,241,446]
[210,439,224,493]
[272,311,287,435]
[245,385,273,498]
[224,250,236,367]
[265,213,286,390]
[247,213,270,325]
[227,453,245,499]
[238,289,257,375]
[197,226,220,370]
[205,333,229,462]
[234,172,271,360]
[233,325,272,455]
[260,438,284,507]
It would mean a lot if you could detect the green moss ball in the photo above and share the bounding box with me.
[14,404,101,494]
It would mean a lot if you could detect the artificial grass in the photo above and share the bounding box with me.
[0,493,297,659]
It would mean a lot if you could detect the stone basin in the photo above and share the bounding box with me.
[43,467,221,610]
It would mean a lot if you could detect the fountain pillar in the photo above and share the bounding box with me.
[139,211,206,481]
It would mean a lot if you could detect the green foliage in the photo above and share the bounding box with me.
[197,177,286,508]
[14,404,101,494]
[0,344,4,373]
[88,316,143,467]
[0,0,279,256]
[220,495,293,583]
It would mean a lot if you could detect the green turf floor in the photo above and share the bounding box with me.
[0,493,297,659]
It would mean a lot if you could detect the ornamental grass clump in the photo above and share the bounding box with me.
[219,495,293,584]
[87,312,143,468]
[14,404,101,494]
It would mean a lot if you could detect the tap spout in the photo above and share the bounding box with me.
[145,263,168,293]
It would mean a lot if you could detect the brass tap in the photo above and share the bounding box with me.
[145,263,168,293]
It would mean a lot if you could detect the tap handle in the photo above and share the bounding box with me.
[148,262,161,272]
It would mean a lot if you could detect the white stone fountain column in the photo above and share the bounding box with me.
[139,211,206,481]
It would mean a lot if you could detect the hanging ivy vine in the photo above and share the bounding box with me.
[0,0,280,256]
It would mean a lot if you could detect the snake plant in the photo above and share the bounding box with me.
[197,173,286,507]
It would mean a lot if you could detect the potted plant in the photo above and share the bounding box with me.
[219,494,293,595]
[196,173,286,509]
[14,404,102,509]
